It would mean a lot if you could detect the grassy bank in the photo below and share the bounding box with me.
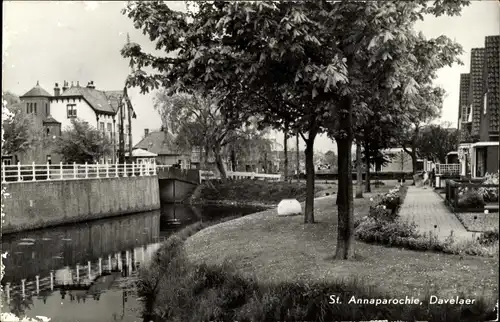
[190,179,331,206]
[139,214,498,322]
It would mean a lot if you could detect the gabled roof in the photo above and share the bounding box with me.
[20,82,52,98]
[133,131,186,155]
[125,148,158,157]
[59,86,116,114]
[43,115,61,124]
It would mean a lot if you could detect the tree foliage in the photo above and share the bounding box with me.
[416,123,459,163]
[121,0,469,258]
[154,91,264,178]
[54,119,112,164]
[1,100,41,156]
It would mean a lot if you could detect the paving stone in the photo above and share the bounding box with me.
[399,186,476,241]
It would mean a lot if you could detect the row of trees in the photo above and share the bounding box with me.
[120,0,469,259]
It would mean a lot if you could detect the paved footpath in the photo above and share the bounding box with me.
[399,186,476,242]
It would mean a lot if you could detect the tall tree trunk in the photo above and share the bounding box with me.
[355,142,363,198]
[335,95,355,260]
[284,125,289,181]
[365,153,371,193]
[304,131,317,224]
[203,145,209,170]
[213,147,227,180]
[296,133,300,182]
[230,148,237,172]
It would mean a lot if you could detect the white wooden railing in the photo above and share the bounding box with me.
[435,163,461,176]
[200,170,282,181]
[1,162,157,183]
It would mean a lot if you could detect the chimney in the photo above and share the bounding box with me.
[144,128,149,137]
[87,81,95,89]
[54,83,60,96]
[76,81,80,87]
[62,80,68,92]
[71,81,74,88]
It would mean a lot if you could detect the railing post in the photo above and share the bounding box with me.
[36,275,40,295]
[17,162,21,182]
[60,161,63,180]
[96,161,99,178]
[132,162,136,176]
[46,162,51,180]
[21,279,26,298]
[50,271,54,290]
[85,162,88,179]
[32,162,36,181]
[124,161,127,177]
[106,162,109,178]
[73,162,77,179]
[115,162,119,177]
[5,283,10,303]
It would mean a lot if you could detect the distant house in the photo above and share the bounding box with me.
[371,148,426,173]
[3,80,136,165]
[133,129,191,168]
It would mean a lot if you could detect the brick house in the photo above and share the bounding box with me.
[457,35,499,178]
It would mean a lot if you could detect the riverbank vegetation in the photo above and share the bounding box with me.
[190,179,331,206]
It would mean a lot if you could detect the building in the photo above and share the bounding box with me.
[3,80,136,165]
[368,148,426,173]
[133,128,192,168]
[457,35,499,178]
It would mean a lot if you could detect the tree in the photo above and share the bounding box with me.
[2,101,41,156]
[417,123,459,163]
[154,91,253,179]
[400,86,444,183]
[121,0,469,258]
[54,119,112,163]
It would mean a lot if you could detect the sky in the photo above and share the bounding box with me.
[3,1,499,153]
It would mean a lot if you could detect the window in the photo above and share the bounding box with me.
[34,103,37,115]
[3,159,11,166]
[483,93,487,115]
[107,123,112,132]
[46,128,50,135]
[100,122,105,132]
[67,104,77,118]
[45,103,49,115]
[26,103,30,114]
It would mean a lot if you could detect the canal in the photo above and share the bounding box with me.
[1,203,266,322]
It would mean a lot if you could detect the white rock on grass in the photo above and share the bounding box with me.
[277,199,302,216]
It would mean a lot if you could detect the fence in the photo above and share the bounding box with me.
[436,163,461,176]
[1,162,157,183]
[200,170,282,181]
[445,179,498,212]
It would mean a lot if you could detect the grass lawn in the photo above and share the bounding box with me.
[456,212,500,233]
[184,185,498,300]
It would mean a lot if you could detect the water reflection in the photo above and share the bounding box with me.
[1,203,265,321]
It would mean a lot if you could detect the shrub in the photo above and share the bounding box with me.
[193,179,326,205]
[478,172,499,203]
[356,217,420,244]
[457,189,485,208]
[477,229,499,246]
